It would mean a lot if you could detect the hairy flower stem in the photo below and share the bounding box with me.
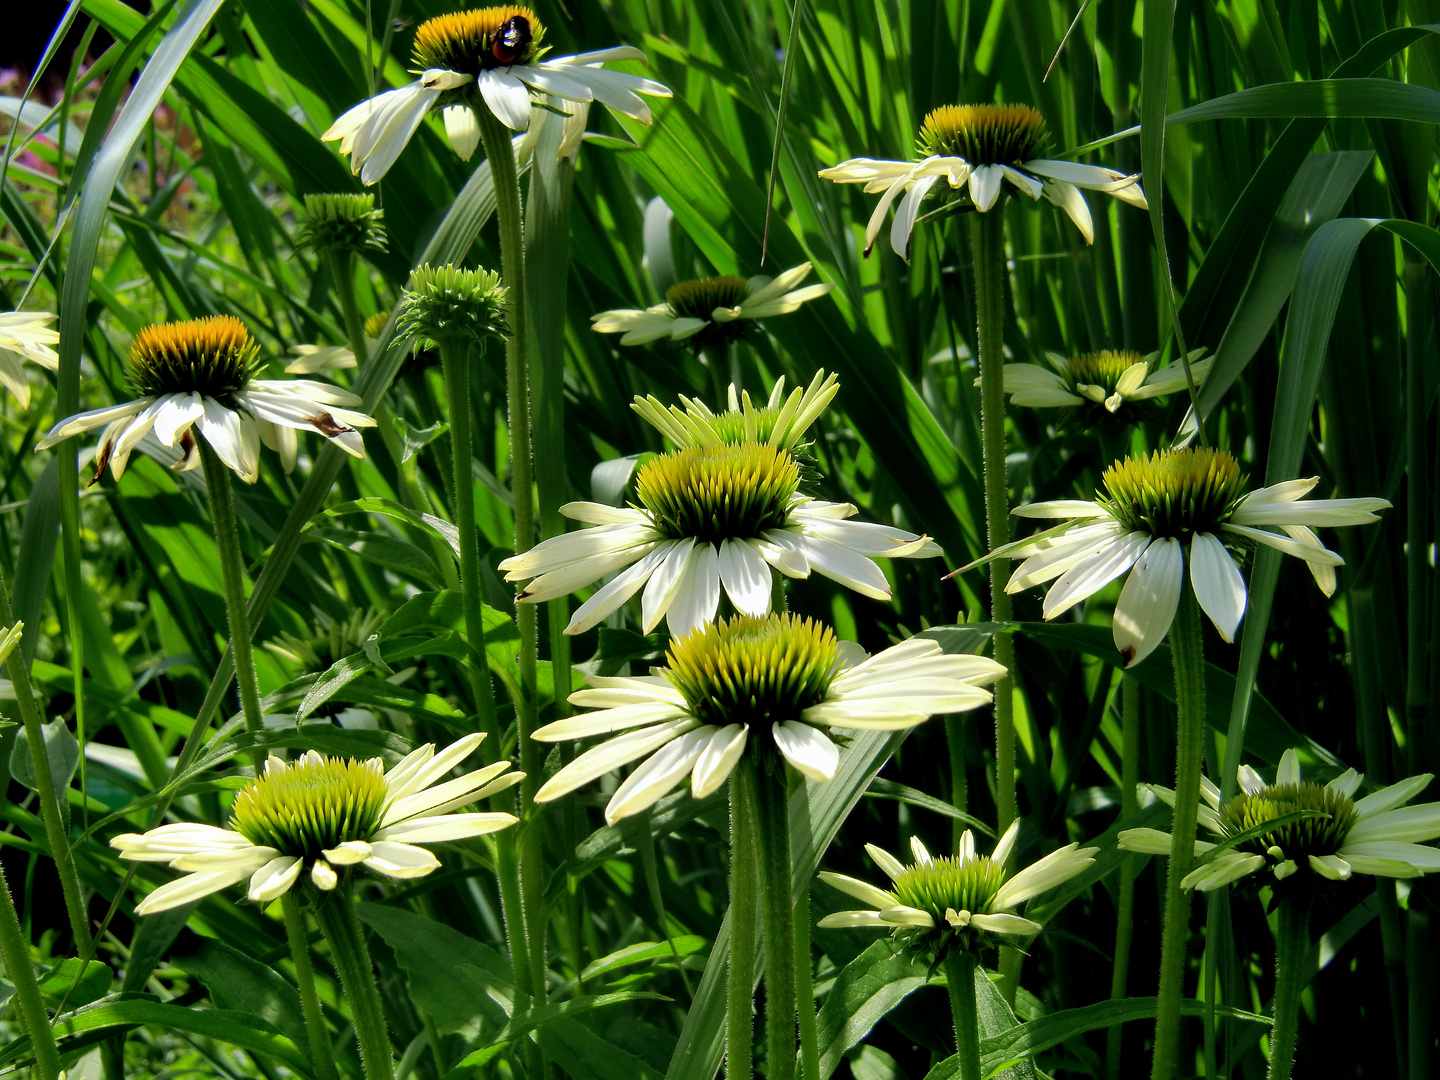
[476,102,546,1009]
[282,893,339,1080]
[727,761,761,1080]
[438,337,500,744]
[313,893,394,1080]
[756,763,798,1080]
[1267,901,1310,1080]
[1105,675,1142,1080]
[0,567,91,951]
[0,849,62,1080]
[198,442,267,771]
[944,951,983,1080]
[329,250,370,365]
[970,206,1015,836]
[1150,587,1206,1080]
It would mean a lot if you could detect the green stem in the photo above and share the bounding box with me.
[438,337,500,744]
[794,883,820,1080]
[970,205,1015,836]
[0,839,62,1080]
[282,892,338,1080]
[312,892,394,1080]
[1105,675,1142,1080]
[727,759,761,1080]
[198,441,267,771]
[329,249,370,365]
[1149,587,1206,1080]
[943,952,983,1080]
[0,564,92,951]
[476,100,545,1009]
[755,763,797,1080]
[1267,901,1310,1080]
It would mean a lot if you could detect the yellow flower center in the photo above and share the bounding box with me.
[1097,447,1248,539]
[412,7,546,76]
[1218,781,1358,864]
[666,614,839,729]
[1065,349,1143,395]
[126,316,263,401]
[231,755,389,859]
[635,442,800,542]
[892,855,1008,922]
[363,311,391,337]
[916,104,1049,164]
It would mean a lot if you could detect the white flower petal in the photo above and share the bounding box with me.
[864,843,907,883]
[362,840,441,879]
[691,724,748,799]
[993,844,1095,908]
[1309,854,1353,880]
[135,868,252,915]
[817,871,897,911]
[566,541,675,635]
[1277,749,1301,787]
[1113,536,1183,668]
[969,912,1042,936]
[816,910,891,929]
[533,700,688,741]
[374,813,518,843]
[718,538,773,616]
[1353,774,1435,818]
[535,718,702,802]
[1042,532,1152,619]
[604,727,713,824]
[666,542,722,635]
[321,840,373,866]
[772,721,839,781]
[478,69,533,131]
[247,856,304,902]
[1189,533,1247,643]
[640,538,698,634]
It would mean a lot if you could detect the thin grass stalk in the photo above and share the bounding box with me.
[1150,588,1206,1080]
[197,441,266,771]
[1105,674,1142,1080]
[0,819,62,1080]
[1266,901,1310,1080]
[943,951,983,1080]
[728,759,761,1080]
[329,249,370,366]
[0,564,91,951]
[475,104,545,1010]
[312,892,394,1080]
[281,892,339,1080]
[794,881,821,1080]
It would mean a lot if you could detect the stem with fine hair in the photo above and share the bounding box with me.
[970,205,1015,836]
[437,336,500,743]
[1149,587,1207,1080]
[1267,900,1310,1080]
[198,441,267,771]
[329,249,370,365]
[0,566,92,951]
[943,951,983,1080]
[727,758,761,1080]
[475,101,545,1007]
[1105,675,1142,1080]
[0,843,62,1080]
[755,763,798,1080]
[281,892,339,1080]
[312,893,394,1080]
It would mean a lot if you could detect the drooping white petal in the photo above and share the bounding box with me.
[603,728,714,824]
[666,542,722,634]
[362,840,442,878]
[374,813,518,844]
[532,700,688,741]
[718,538,773,616]
[969,912,1043,936]
[879,905,935,928]
[640,538,699,633]
[1042,532,1152,619]
[1189,532,1248,643]
[321,840,373,865]
[534,718,702,802]
[816,910,892,929]
[993,844,1095,909]
[691,724,748,799]
[1113,536,1183,668]
[566,541,676,635]
[135,868,253,914]
[478,69,533,131]
[1182,853,1265,891]
[1041,179,1094,244]
[247,856,304,902]
[1309,854,1353,880]
[772,721,839,781]
[1339,840,1440,871]
[890,173,940,259]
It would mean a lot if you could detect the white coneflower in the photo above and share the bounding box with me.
[532,613,1006,824]
[591,263,833,349]
[992,447,1388,667]
[818,821,1096,951]
[498,441,941,635]
[819,104,1145,259]
[631,370,840,454]
[0,311,60,410]
[323,6,669,184]
[35,316,376,483]
[284,344,358,374]
[113,734,521,914]
[1122,748,1440,889]
[998,348,1212,415]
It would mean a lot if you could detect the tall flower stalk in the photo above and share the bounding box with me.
[295,192,389,365]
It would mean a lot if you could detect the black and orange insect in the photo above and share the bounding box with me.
[490,15,532,66]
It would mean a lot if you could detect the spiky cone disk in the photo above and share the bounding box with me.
[817,822,1097,960]
[819,102,1146,259]
[112,734,523,913]
[978,447,1389,667]
[294,193,388,256]
[995,347,1213,416]
[35,315,377,483]
[532,613,1007,824]
[396,263,510,352]
[1121,748,1440,894]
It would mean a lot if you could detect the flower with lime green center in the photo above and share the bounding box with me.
[323,6,670,185]
[997,348,1213,415]
[632,370,839,458]
[363,312,391,338]
[294,193,388,256]
[592,263,834,350]
[35,316,377,484]
[395,263,510,351]
[817,822,1097,956]
[1120,748,1440,892]
[984,447,1389,668]
[532,614,1006,824]
[0,310,60,410]
[498,441,941,635]
[819,103,1146,259]
[111,734,522,914]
